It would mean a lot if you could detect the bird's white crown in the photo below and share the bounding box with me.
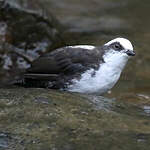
[105,37,133,51]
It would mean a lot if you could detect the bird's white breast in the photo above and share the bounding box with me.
[67,50,129,94]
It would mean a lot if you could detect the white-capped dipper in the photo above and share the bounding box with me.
[24,37,135,94]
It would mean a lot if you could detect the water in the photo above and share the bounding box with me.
[0,133,9,149]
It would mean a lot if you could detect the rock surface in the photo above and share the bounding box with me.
[0,88,150,150]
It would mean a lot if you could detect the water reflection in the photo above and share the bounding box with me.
[0,133,9,149]
[143,106,150,116]
[81,94,115,111]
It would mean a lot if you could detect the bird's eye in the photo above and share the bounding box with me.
[113,43,122,50]
[115,44,119,49]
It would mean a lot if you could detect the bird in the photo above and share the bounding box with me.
[23,37,135,94]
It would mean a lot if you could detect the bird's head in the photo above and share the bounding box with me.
[104,37,135,57]
[102,37,135,70]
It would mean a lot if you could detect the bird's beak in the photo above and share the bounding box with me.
[125,49,136,56]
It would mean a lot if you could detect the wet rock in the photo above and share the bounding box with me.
[0,0,65,86]
[0,88,150,149]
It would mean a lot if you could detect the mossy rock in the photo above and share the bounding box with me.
[0,88,150,150]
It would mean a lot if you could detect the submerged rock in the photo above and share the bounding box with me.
[0,88,150,150]
[0,0,65,86]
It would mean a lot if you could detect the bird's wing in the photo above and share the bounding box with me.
[25,46,104,79]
